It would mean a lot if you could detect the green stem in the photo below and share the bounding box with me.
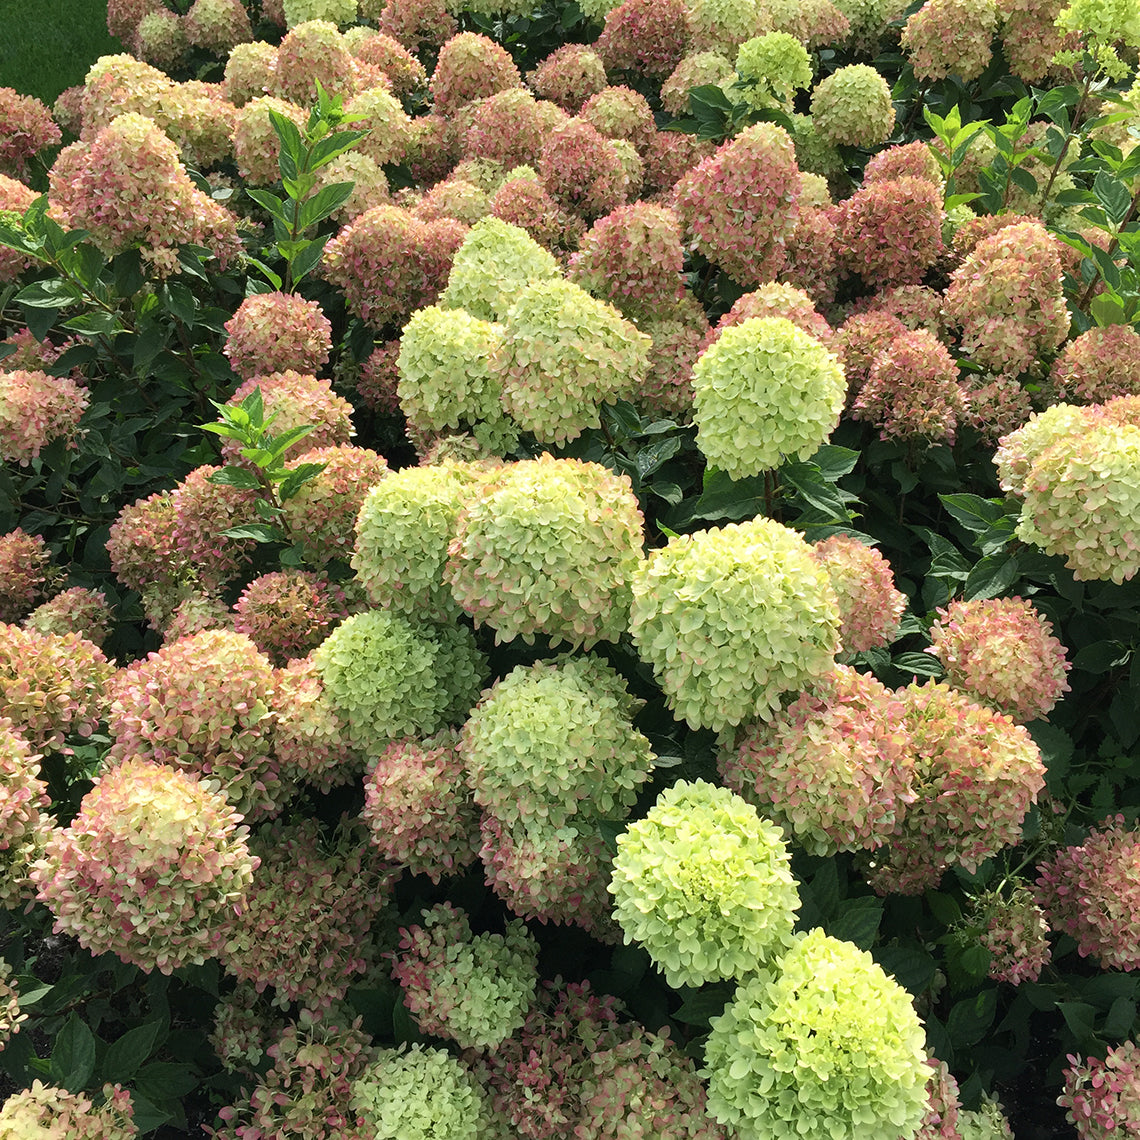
[1037,73,1094,214]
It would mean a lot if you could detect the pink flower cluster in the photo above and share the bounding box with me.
[462,90,556,171]
[348,31,427,96]
[273,20,355,106]
[271,655,356,792]
[1060,1041,1140,1140]
[224,293,334,381]
[928,597,1070,722]
[0,368,89,465]
[225,370,353,460]
[0,719,53,908]
[490,174,584,251]
[25,586,113,649]
[1049,324,1140,405]
[232,95,307,184]
[539,118,630,221]
[902,0,998,81]
[183,0,251,53]
[233,569,348,665]
[975,887,1053,985]
[33,757,257,973]
[0,529,52,624]
[168,465,260,593]
[431,32,521,117]
[913,1057,962,1140]
[0,1081,137,1139]
[527,44,608,112]
[0,88,61,177]
[1036,816,1140,971]
[595,0,689,80]
[706,281,834,353]
[811,534,907,653]
[581,86,655,152]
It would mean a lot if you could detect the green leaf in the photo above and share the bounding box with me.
[308,130,370,171]
[246,256,283,291]
[873,946,938,996]
[636,436,681,479]
[246,188,289,224]
[892,651,943,679]
[287,234,330,284]
[1058,1001,1098,1047]
[685,468,766,523]
[828,896,882,949]
[102,1021,161,1083]
[648,480,683,505]
[222,523,285,543]
[1034,84,1079,124]
[926,890,962,926]
[50,1015,96,1092]
[809,444,860,480]
[688,83,736,114]
[269,110,305,180]
[15,278,82,308]
[672,984,735,1026]
[298,181,355,230]
[278,460,327,501]
[1009,166,1039,195]
[61,310,121,335]
[1093,170,1133,226]
[161,281,197,325]
[132,1061,199,1101]
[963,552,1020,601]
[208,466,262,491]
[266,423,317,459]
[124,1091,174,1133]
[947,990,998,1048]
[1103,996,1137,1039]
[1073,641,1125,673]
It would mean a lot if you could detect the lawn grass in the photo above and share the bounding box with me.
[0,0,125,106]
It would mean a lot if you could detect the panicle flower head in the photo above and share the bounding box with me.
[375,0,456,52]
[735,32,814,111]
[232,570,348,665]
[0,1081,137,1139]
[660,51,736,114]
[902,0,999,80]
[993,400,1097,494]
[693,316,846,478]
[33,757,257,973]
[596,0,690,79]
[630,518,840,730]
[673,122,801,286]
[106,0,159,39]
[852,283,947,336]
[720,665,914,855]
[643,129,715,198]
[0,624,111,752]
[222,41,279,106]
[316,151,389,223]
[999,0,1068,82]
[392,902,539,1049]
[527,44,608,112]
[283,0,357,25]
[928,596,1070,722]
[852,328,967,445]
[462,655,654,832]
[861,681,1046,895]
[866,142,944,187]
[0,88,61,178]
[580,86,656,152]
[345,84,413,167]
[1050,324,1140,404]
[352,460,485,621]
[223,292,334,380]
[944,220,1068,377]
[208,983,283,1074]
[1036,815,1140,971]
[811,534,907,653]
[106,490,184,601]
[133,9,188,69]
[272,20,355,105]
[832,176,945,288]
[489,173,585,251]
[639,315,707,419]
[25,587,113,649]
[213,819,393,1008]
[0,368,89,465]
[913,1056,963,1140]
[704,929,929,1140]
[765,0,851,44]
[183,0,252,52]
[232,95,307,183]
[445,456,646,648]
[362,728,480,881]
[539,118,631,220]
[461,89,555,171]
[779,206,840,303]
[961,373,1035,443]
[1060,1041,1140,1140]
[973,886,1053,984]
[683,0,766,54]
[609,779,800,987]
[432,32,521,117]
[270,654,357,791]
[810,64,896,147]
[280,443,389,563]
[0,719,53,909]
[0,529,53,624]
[491,279,650,444]
[225,370,352,460]
[167,464,259,592]
[347,31,427,95]
[352,1045,492,1140]
[162,591,232,644]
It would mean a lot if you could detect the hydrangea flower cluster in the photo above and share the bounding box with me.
[580,86,655,151]
[0,367,89,465]
[862,681,1045,895]
[232,569,348,664]
[1059,1041,1140,1140]
[183,0,252,52]
[1036,815,1140,971]
[491,280,650,444]
[629,518,840,731]
[704,929,930,1140]
[993,401,1097,494]
[810,64,896,147]
[913,1056,963,1140]
[134,9,188,69]
[0,719,53,908]
[352,1045,493,1140]
[25,587,113,649]
[33,757,256,973]
[489,173,585,251]
[208,983,282,1074]
[998,0,1068,82]
[944,220,1068,377]
[462,655,655,832]
[638,315,705,418]
[0,1081,137,1139]
[445,456,646,648]
[0,88,61,178]
[213,819,393,1008]
[864,143,944,188]
[272,20,356,106]
[673,122,800,286]
[735,33,813,111]
[1049,324,1140,404]
[0,528,52,623]
[693,316,845,478]
[595,0,690,79]
[609,779,800,987]
[852,329,967,446]
[107,629,283,819]
[973,886,1053,984]
[431,32,521,116]
[721,666,914,856]
[0,958,24,1050]
[345,86,413,168]
[660,51,735,115]
[347,31,427,95]
[928,597,1070,722]
[460,90,553,172]
[391,902,538,1049]
[270,654,357,791]
[705,280,833,354]
[0,624,111,752]
[223,292,334,380]
[527,43,608,112]
[162,591,233,644]
[811,534,907,653]
[902,0,998,81]
[226,371,354,461]
[362,729,480,880]
[232,95,307,183]
[538,118,630,220]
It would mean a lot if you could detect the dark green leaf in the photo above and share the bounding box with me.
[132,1061,200,1101]
[595,818,626,855]
[1009,166,1039,195]
[1093,170,1133,226]
[1103,996,1137,1039]
[963,552,1020,601]
[1034,84,1079,124]
[287,234,329,284]
[688,83,735,113]
[308,131,370,171]
[648,480,683,505]
[926,890,963,926]
[15,278,82,308]
[636,436,681,479]
[873,946,938,995]
[222,523,285,543]
[298,181,355,229]
[947,990,998,1048]
[808,859,840,921]
[269,110,305,180]
[672,984,734,1026]
[828,897,882,949]
[162,281,197,325]
[266,423,317,459]
[1029,722,1073,781]
[102,1021,161,1083]
[892,651,943,679]
[61,310,121,335]
[124,1091,174,1133]
[278,461,327,501]
[246,188,289,223]
[810,444,860,480]
[1073,641,1125,673]
[208,466,262,491]
[1058,1001,1098,1046]
[50,1015,96,1092]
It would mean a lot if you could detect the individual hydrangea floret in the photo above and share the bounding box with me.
[352,1045,493,1140]
[810,64,896,148]
[704,929,929,1140]
[33,758,257,974]
[491,280,650,445]
[462,655,655,831]
[0,719,53,909]
[693,316,846,478]
[734,32,813,111]
[1059,1041,1140,1140]
[595,0,690,80]
[973,886,1053,985]
[431,32,521,117]
[24,587,113,650]
[609,779,800,988]
[362,729,479,881]
[1036,815,1140,972]
[811,534,906,653]
[0,529,53,624]
[445,456,646,648]
[0,368,90,466]
[901,0,998,81]
[928,597,1070,722]
[673,122,801,286]
[720,665,914,856]
[630,518,840,730]
[0,1081,137,1139]
[391,902,539,1049]
[223,292,334,380]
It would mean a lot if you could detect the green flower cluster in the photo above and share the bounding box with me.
[734,33,813,111]
[810,64,896,148]
[445,455,645,649]
[693,316,846,478]
[704,929,930,1140]
[491,279,651,445]
[609,779,800,988]
[629,518,840,730]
